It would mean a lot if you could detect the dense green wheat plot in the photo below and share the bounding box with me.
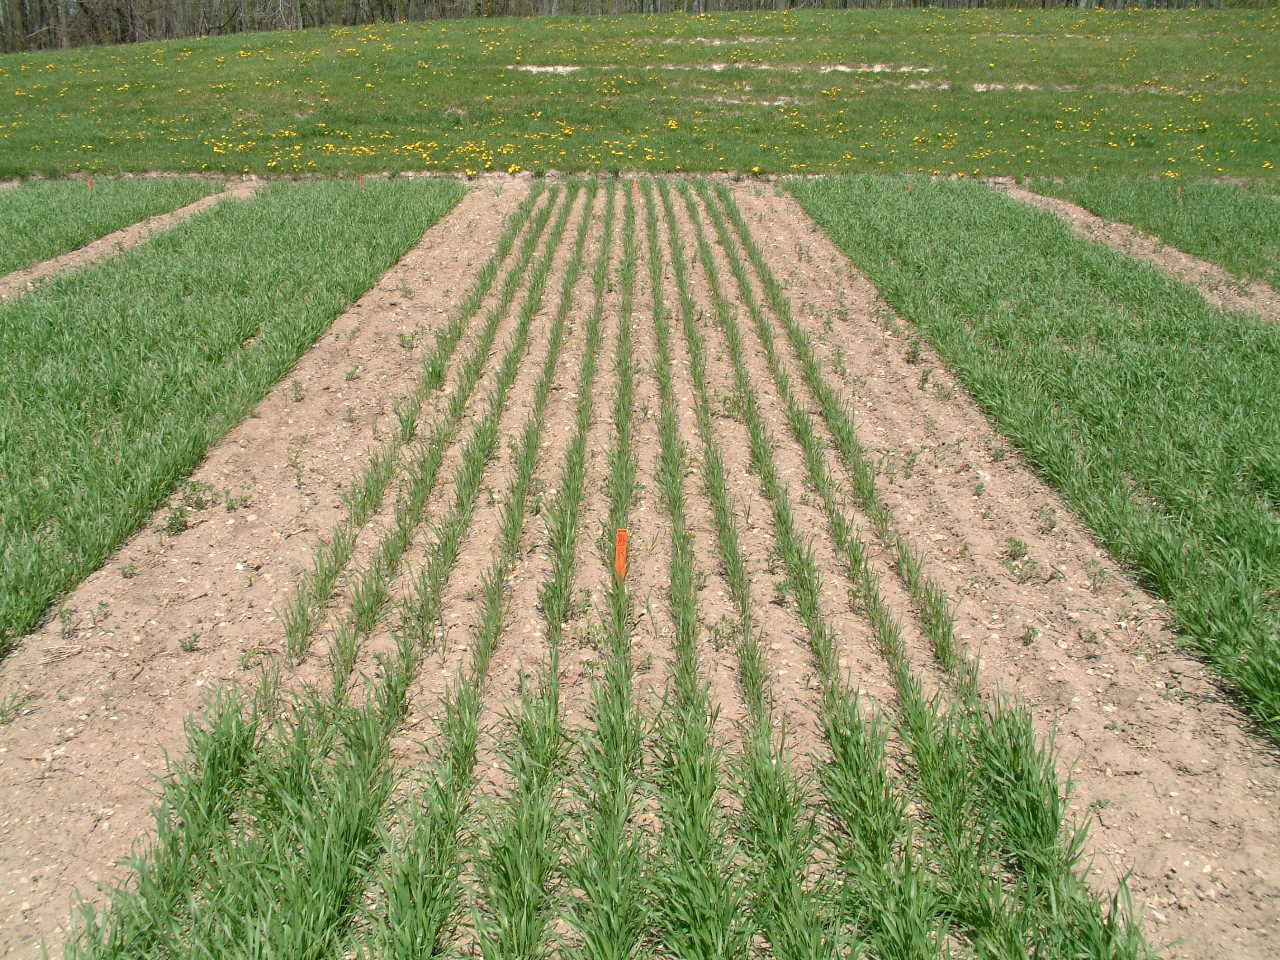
[0,177,463,659]
[1031,177,1280,292]
[790,174,1280,741]
[0,9,1275,178]
[0,177,220,276]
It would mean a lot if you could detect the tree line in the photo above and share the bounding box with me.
[0,0,1246,55]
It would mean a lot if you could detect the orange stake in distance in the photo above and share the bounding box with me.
[615,528,629,579]
[87,176,93,191]
[358,174,365,191]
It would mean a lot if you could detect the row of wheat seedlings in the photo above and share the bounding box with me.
[638,177,752,960]
[280,183,550,665]
[656,176,930,957]
[353,180,599,959]
[708,180,1151,955]
[470,179,620,958]
[66,184,580,960]
[681,177,1013,954]
[561,184,650,960]
[692,179,1149,957]
[178,183,587,960]
[648,177,835,958]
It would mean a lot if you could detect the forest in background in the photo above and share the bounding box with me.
[0,0,1252,55]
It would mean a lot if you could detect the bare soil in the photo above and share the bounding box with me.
[0,180,527,957]
[733,183,1280,959]
[999,182,1280,323]
[0,180,261,301]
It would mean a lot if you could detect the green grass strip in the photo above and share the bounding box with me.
[1030,177,1280,291]
[3,12,1275,179]
[563,182,648,960]
[282,182,548,662]
[358,181,593,960]
[472,180,617,959]
[0,177,220,276]
[0,178,463,661]
[639,177,750,960]
[703,180,1150,956]
[788,174,1280,742]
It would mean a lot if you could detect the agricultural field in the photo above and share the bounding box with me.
[0,170,1278,960]
[0,9,1278,957]
[0,8,1277,178]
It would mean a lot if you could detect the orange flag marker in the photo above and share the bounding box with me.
[87,176,93,191]
[615,528,629,579]
[358,174,365,191]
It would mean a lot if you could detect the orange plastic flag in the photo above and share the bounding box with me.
[615,528,629,579]
[358,174,365,191]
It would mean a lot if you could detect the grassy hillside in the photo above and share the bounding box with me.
[0,8,1275,178]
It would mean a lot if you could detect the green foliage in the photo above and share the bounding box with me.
[0,177,462,659]
[790,174,1280,741]
[0,177,218,275]
[1,10,1275,178]
[1033,176,1280,290]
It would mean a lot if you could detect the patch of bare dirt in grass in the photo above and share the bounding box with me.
[733,184,1280,960]
[0,180,527,959]
[0,180,261,302]
[999,182,1280,323]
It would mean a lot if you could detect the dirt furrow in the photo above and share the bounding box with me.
[0,180,261,302]
[997,182,1280,323]
[0,181,527,959]
[732,185,1280,960]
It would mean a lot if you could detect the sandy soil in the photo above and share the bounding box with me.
[0,180,527,957]
[733,183,1280,959]
[0,181,261,301]
[998,182,1280,323]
